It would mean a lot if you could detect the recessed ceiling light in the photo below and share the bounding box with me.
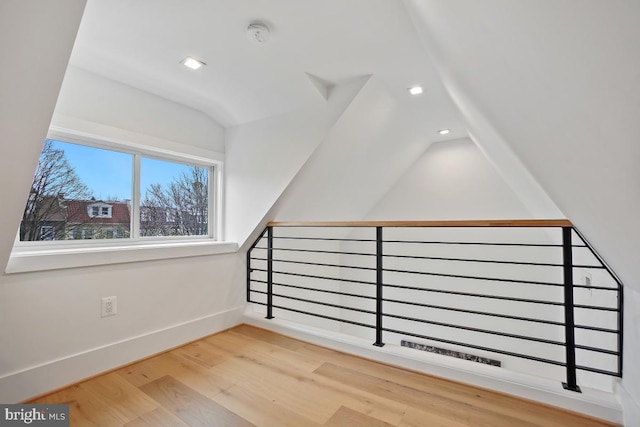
[438,129,451,135]
[408,86,424,95]
[181,57,205,70]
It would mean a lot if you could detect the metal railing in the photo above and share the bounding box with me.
[247,220,623,392]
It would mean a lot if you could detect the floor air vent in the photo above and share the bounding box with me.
[401,340,501,367]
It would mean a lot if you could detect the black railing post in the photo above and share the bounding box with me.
[247,228,266,303]
[374,226,385,347]
[266,226,274,319]
[617,278,624,378]
[246,246,251,303]
[562,227,580,392]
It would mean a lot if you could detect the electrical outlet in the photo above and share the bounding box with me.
[101,296,117,317]
[579,270,593,296]
[581,270,592,287]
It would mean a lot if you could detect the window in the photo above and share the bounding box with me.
[87,203,113,218]
[140,157,208,237]
[18,136,217,244]
[40,226,55,241]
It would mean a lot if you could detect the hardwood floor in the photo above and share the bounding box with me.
[31,325,619,427]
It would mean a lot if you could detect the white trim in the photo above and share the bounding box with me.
[6,240,238,274]
[11,127,227,266]
[620,384,640,426]
[48,126,223,166]
[132,153,141,238]
[0,306,245,403]
[243,308,623,424]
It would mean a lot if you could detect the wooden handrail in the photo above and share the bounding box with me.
[267,219,572,228]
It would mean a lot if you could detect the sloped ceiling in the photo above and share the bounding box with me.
[405,0,640,290]
[225,76,371,245]
[271,75,448,222]
[69,0,466,136]
[0,1,86,271]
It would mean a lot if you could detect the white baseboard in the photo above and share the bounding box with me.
[0,306,245,403]
[243,309,623,424]
[620,385,640,427]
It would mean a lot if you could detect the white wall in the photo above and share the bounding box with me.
[0,4,242,402]
[0,0,86,275]
[225,76,370,246]
[272,75,437,222]
[404,0,639,422]
[364,138,531,220]
[0,254,245,403]
[621,287,640,426]
[53,66,225,153]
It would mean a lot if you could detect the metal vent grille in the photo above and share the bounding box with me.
[401,340,501,367]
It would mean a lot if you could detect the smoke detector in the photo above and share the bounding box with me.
[247,23,270,44]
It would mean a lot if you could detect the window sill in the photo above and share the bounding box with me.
[6,240,239,274]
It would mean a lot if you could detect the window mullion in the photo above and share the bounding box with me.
[132,153,141,241]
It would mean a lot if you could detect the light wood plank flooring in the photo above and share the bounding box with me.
[31,325,619,426]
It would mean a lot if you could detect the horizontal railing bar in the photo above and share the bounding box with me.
[269,236,586,248]
[383,282,564,306]
[272,293,376,315]
[256,250,581,270]
[384,267,563,288]
[383,298,565,326]
[256,246,375,257]
[252,281,620,331]
[252,278,565,318]
[252,294,618,370]
[572,285,619,291]
[384,313,565,346]
[576,365,621,377]
[259,258,377,272]
[574,345,619,356]
[249,266,618,292]
[574,304,619,312]
[575,324,619,334]
[270,282,376,300]
[262,237,590,248]
[251,281,620,342]
[386,240,563,248]
[572,226,624,289]
[384,253,564,268]
[273,236,376,243]
[383,328,565,367]
[572,264,606,269]
[268,219,573,228]
[252,268,377,286]
[271,305,375,329]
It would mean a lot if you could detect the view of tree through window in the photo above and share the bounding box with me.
[19,139,211,241]
[141,158,208,237]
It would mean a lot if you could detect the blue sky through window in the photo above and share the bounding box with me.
[50,140,196,201]
[140,157,197,199]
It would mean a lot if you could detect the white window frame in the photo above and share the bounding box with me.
[7,127,235,273]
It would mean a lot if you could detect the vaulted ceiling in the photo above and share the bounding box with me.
[69,0,465,141]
